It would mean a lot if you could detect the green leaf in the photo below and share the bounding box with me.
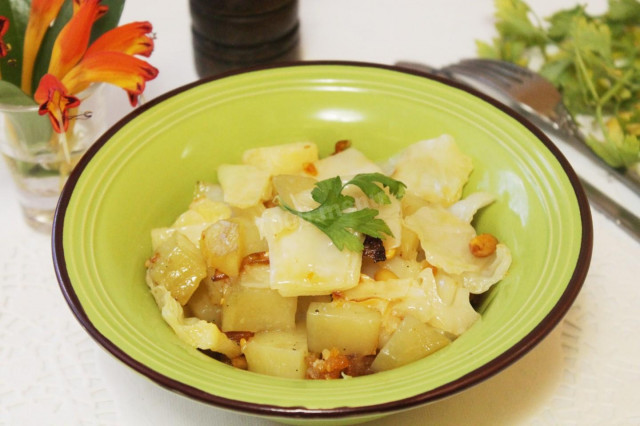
[326,209,391,252]
[539,56,573,85]
[494,0,545,44]
[546,5,588,41]
[89,0,125,43]
[499,39,530,65]
[616,134,640,167]
[346,172,406,205]
[310,176,344,204]
[585,133,640,168]
[477,0,547,64]
[280,173,406,252]
[475,40,500,59]
[607,0,640,23]
[322,221,363,252]
[0,85,53,152]
[339,209,392,239]
[569,17,612,62]
[0,79,35,105]
[0,0,30,88]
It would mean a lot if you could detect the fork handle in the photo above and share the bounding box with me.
[580,179,640,243]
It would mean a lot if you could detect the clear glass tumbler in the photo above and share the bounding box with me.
[0,86,106,233]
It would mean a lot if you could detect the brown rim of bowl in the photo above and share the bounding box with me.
[52,60,593,420]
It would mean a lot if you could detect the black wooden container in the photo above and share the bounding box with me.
[189,0,300,76]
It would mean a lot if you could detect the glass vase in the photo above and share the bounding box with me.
[0,85,106,233]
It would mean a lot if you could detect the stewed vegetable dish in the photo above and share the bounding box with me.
[145,135,511,379]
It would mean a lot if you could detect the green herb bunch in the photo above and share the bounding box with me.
[477,0,640,169]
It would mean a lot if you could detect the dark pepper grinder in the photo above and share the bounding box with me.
[189,0,301,77]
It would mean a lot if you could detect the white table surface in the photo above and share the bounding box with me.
[2,1,640,425]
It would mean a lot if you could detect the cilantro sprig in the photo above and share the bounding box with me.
[278,173,406,252]
[477,0,640,169]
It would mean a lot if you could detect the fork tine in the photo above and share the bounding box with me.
[457,59,528,84]
[461,58,533,76]
[459,59,564,107]
[442,62,519,93]
[461,58,533,79]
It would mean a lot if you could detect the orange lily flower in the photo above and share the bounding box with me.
[85,21,155,58]
[61,51,159,106]
[20,0,65,94]
[48,0,107,80]
[33,0,157,132]
[34,73,81,133]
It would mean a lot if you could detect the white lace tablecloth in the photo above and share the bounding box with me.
[2,1,639,425]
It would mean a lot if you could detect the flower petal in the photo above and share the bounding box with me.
[20,0,65,93]
[61,51,158,106]
[0,16,9,58]
[0,15,8,37]
[48,0,107,79]
[34,74,81,133]
[72,0,109,17]
[85,21,155,58]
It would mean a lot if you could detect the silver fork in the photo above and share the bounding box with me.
[396,59,640,243]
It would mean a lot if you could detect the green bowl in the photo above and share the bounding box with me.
[53,62,592,424]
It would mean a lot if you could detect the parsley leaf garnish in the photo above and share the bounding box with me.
[278,173,406,252]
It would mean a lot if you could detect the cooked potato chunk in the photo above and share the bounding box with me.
[371,315,450,372]
[242,141,319,175]
[193,181,224,202]
[295,295,332,323]
[147,232,207,305]
[185,278,225,325]
[200,220,243,277]
[170,199,232,231]
[171,209,208,228]
[151,195,232,250]
[306,301,381,355]
[230,214,268,257]
[222,285,297,333]
[151,226,205,251]
[188,198,232,223]
[312,148,382,181]
[236,263,270,288]
[272,174,317,210]
[243,329,308,379]
[218,164,272,208]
